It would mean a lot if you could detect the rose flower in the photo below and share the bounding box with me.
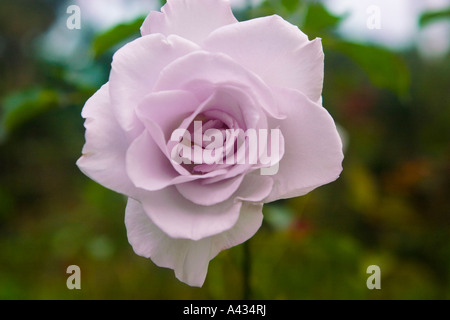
[77,0,343,287]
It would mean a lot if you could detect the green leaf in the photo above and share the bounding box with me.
[328,41,410,98]
[92,17,146,58]
[281,0,300,13]
[419,7,450,27]
[302,3,344,36]
[0,87,60,141]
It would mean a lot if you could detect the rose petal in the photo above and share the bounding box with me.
[205,15,324,103]
[139,186,242,240]
[157,84,269,181]
[212,202,263,253]
[126,130,182,191]
[136,89,233,179]
[153,51,284,119]
[265,87,343,202]
[140,0,238,45]
[175,174,245,206]
[109,34,200,132]
[135,90,200,154]
[125,198,263,287]
[76,84,138,198]
[125,198,210,287]
[126,128,227,192]
[235,173,274,202]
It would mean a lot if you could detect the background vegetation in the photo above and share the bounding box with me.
[0,0,449,299]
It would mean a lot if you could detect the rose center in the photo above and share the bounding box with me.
[179,111,240,174]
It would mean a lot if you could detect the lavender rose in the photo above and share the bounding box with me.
[77,0,343,287]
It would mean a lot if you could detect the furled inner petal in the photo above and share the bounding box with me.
[153,51,285,119]
[135,90,200,154]
[163,83,269,182]
[126,130,195,191]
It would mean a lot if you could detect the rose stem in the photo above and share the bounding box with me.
[243,240,251,300]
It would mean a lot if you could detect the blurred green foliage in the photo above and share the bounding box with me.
[419,7,450,27]
[0,87,61,141]
[0,0,449,300]
[92,17,146,58]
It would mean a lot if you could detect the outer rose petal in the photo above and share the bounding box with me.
[265,87,344,203]
[235,173,274,202]
[125,198,263,287]
[141,0,237,45]
[139,186,242,240]
[176,171,274,206]
[204,15,324,103]
[109,34,200,132]
[76,84,137,198]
